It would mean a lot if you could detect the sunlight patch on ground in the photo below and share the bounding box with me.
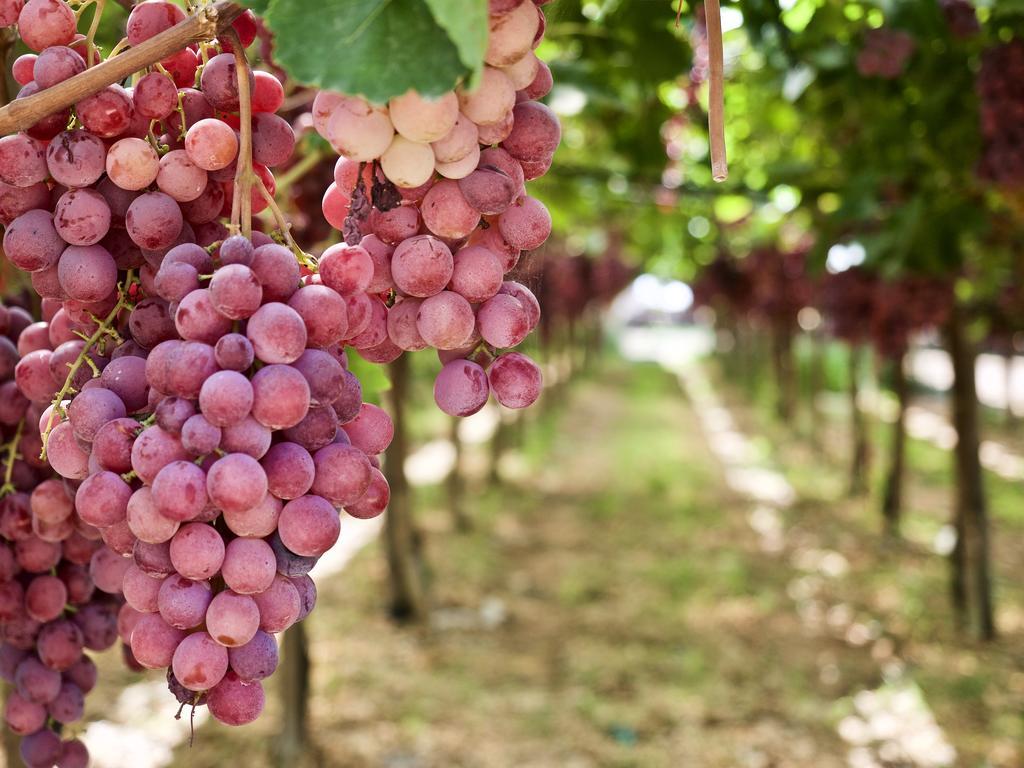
[838,678,957,768]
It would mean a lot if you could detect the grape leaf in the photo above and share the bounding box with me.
[423,0,488,81]
[258,0,472,103]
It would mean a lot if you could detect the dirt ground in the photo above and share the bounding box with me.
[82,357,1022,768]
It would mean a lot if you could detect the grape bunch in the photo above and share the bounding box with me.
[855,28,916,79]
[309,0,555,417]
[0,301,127,768]
[977,41,1024,187]
[939,0,979,40]
[0,0,392,741]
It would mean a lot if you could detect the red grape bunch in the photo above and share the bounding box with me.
[0,301,128,768]
[0,0,391,741]
[309,0,555,418]
[977,41,1024,188]
[855,28,915,79]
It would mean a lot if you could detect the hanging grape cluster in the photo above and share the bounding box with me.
[311,0,556,417]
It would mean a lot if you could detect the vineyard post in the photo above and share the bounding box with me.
[771,320,795,421]
[384,353,428,623]
[805,327,824,449]
[447,416,471,532]
[848,345,870,496]
[946,301,996,639]
[276,624,311,766]
[881,353,908,537]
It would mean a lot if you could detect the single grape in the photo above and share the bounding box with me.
[488,351,542,408]
[417,291,476,350]
[185,118,239,171]
[54,188,112,246]
[390,235,454,297]
[388,89,459,143]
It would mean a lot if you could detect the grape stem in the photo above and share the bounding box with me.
[0,418,25,497]
[84,0,106,68]
[0,0,244,136]
[39,272,138,461]
[703,0,728,182]
[253,173,318,271]
[227,28,254,240]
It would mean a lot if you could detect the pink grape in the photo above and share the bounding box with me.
[250,364,310,430]
[277,495,340,557]
[421,179,481,239]
[246,302,308,364]
[341,403,394,455]
[390,235,453,297]
[497,195,551,250]
[3,210,64,272]
[388,89,459,143]
[451,245,504,303]
[251,574,300,633]
[323,95,394,161]
[488,351,542,408]
[380,135,435,188]
[502,100,561,162]
[319,243,374,297]
[76,84,134,138]
[434,359,491,417]
[386,297,427,351]
[287,285,348,348]
[477,293,530,348]
[485,0,539,65]
[458,67,515,124]
[0,133,47,187]
[222,492,282,538]
[46,130,105,188]
[207,670,264,725]
[309,443,371,506]
[157,574,212,629]
[17,0,76,51]
[206,453,268,514]
[221,538,276,595]
[185,118,239,171]
[432,112,479,163]
[227,630,278,681]
[126,0,186,45]
[106,138,160,191]
[417,291,476,350]
[173,630,229,690]
[54,188,111,246]
[133,71,178,119]
[169,523,225,581]
[206,590,260,648]
[345,467,390,519]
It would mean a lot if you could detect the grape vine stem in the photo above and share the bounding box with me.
[227,27,253,239]
[39,272,137,461]
[0,418,25,497]
[0,0,243,136]
[704,0,728,182]
[254,174,318,271]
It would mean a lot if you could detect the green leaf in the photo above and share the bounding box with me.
[347,354,391,403]
[237,0,270,13]
[261,0,470,103]
[423,0,489,82]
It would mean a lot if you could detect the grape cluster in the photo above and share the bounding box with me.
[0,0,391,742]
[0,302,128,768]
[856,28,915,79]
[977,41,1024,187]
[309,0,554,417]
[940,0,979,40]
